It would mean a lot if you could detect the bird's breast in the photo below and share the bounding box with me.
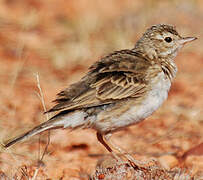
[94,72,171,133]
[135,71,171,120]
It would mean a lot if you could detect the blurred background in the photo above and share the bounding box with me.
[0,0,202,178]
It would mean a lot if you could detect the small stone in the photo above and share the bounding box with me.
[98,174,105,179]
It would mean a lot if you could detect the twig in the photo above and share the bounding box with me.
[31,168,39,180]
[32,73,50,179]
[35,73,49,120]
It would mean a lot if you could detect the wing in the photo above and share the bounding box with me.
[47,50,157,113]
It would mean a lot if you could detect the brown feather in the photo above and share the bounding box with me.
[47,50,158,113]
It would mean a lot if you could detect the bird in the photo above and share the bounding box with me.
[4,24,196,164]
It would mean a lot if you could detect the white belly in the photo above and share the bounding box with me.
[129,73,171,120]
[95,72,171,133]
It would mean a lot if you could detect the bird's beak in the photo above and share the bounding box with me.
[179,37,197,45]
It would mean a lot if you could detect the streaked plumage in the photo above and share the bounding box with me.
[4,24,196,156]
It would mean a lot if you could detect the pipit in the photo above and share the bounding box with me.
[4,24,196,164]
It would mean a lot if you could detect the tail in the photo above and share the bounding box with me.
[4,110,87,148]
[4,119,62,148]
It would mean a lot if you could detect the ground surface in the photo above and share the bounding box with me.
[0,0,202,179]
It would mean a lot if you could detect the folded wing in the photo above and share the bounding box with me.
[47,50,157,113]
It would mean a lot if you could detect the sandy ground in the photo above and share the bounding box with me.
[0,0,202,179]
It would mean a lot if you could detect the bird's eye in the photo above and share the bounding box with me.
[164,37,172,43]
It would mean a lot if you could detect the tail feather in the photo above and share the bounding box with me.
[4,110,88,148]
[4,119,63,148]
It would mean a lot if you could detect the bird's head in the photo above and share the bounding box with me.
[134,24,197,59]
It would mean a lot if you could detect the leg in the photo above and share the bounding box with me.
[103,133,154,167]
[97,132,129,157]
[96,132,112,152]
[97,132,156,167]
[96,132,124,163]
[103,134,139,165]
